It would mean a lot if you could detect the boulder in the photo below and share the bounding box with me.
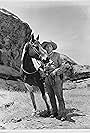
[0,8,32,71]
[0,8,32,92]
[60,54,90,81]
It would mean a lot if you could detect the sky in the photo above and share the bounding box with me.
[0,0,90,65]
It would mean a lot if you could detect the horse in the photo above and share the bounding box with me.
[20,34,50,116]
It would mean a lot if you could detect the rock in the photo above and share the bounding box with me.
[60,54,90,82]
[0,64,20,76]
[0,8,32,71]
[0,8,33,91]
[0,64,23,81]
[0,77,26,92]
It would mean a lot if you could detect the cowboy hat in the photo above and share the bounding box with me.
[41,41,57,50]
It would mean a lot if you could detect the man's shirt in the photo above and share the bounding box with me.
[45,52,62,73]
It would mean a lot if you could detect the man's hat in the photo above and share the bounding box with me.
[41,41,57,50]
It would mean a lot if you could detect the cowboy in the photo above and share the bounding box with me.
[41,41,66,119]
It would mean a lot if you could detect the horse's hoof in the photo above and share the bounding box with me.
[32,109,41,117]
[31,109,39,117]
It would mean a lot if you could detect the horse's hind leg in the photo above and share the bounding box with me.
[37,81,50,113]
[30,91,37,111]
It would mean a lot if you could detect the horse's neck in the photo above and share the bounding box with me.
[23,52,36,73]
[24,52,33,63]
[23,52,40,72]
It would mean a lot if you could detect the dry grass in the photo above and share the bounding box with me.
[0,79,90,129]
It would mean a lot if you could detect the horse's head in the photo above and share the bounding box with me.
[22,33,49,66]
[27,34,40,57]
[28,34,48,60]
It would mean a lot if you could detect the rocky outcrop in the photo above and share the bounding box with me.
[0,8,33,92]
[60,54,90,81]
[0,65,23,81]
[0,8,32,71]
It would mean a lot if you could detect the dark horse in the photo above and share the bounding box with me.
[21,34,50,116]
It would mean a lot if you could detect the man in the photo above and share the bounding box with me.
[41,41,66,119]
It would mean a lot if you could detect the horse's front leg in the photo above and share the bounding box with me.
[42,94,51,112]
[24,83,38,116]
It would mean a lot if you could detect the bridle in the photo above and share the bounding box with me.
[21,38,54,76]
[21,41,42,75]
[29,42,40,56]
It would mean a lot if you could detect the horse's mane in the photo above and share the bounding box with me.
[25,43,29,54]
[21,42,29,62]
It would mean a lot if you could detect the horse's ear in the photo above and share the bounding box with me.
[36,34,39,41]
[31,33,35,43]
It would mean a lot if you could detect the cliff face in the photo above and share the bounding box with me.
[0,8,33,92]
[60,54,90,81]
[0,8,32,71]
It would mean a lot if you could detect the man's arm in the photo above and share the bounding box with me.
[57,53,62,67]
[51,53,63,76]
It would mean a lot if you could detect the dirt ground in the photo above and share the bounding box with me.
[0,79,90,130]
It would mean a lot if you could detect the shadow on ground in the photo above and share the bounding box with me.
[38,107,85,123]
[60,108,85,123]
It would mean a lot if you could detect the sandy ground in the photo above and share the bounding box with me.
[0,79,90,130]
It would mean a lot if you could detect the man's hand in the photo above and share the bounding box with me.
[52,69,57,75]
[56,69,63,75]
[50,68,63,77]
[50,68,58,77]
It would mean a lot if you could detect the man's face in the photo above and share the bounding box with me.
[45,44,53,54]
